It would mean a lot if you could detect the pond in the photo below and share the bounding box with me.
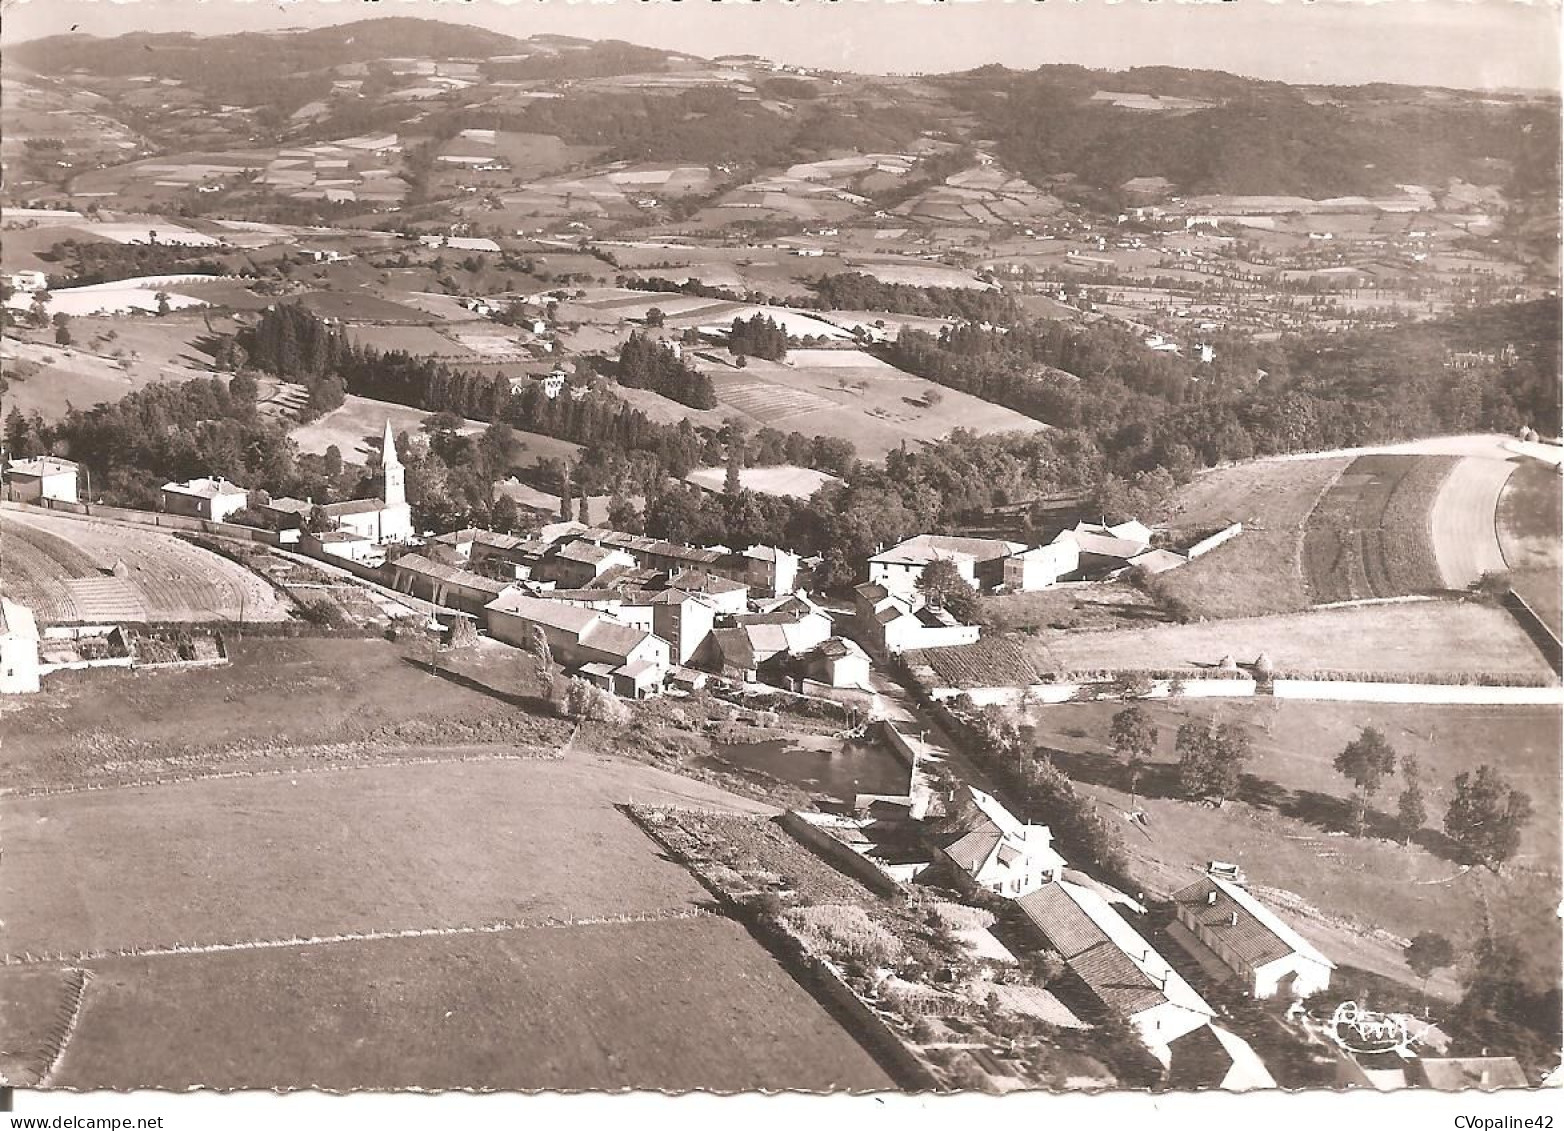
[703,735,910,803]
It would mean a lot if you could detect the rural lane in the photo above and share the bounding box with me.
[1430,456,1518,588]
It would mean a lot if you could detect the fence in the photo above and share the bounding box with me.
[2,497,282,545]
[928,675,1562,708]
[778,811,903,898]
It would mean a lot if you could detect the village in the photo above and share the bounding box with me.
[1,412,1557,1093]
[0,9,1559,1105]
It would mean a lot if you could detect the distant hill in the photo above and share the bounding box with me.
[8,18,527,75]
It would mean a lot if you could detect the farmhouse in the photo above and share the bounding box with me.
[4,456,80,504]
[938,785,1065,898]
[484,590,670,697]
[1016,881,1215,1063]
[869,534,1025,598]
[387,553,514,615]
[0,597,41,694]
[160,476,248,523]
[1167,872,1335,1000]
[8,270,48,293]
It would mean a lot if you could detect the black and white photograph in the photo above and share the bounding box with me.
[0,0,1559,1116]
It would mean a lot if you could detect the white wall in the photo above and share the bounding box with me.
[1273,681,1563,705]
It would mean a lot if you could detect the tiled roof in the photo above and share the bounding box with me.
[870,533,1024,567]
[1169,875,1333,971]
[390,554,510,594]
[162,477,246,499]
[321,497,391,516]
[711,627,756,671]
[556,540,623,565]
[6,457,77,477]
[1017,882,1213,1022]
[485,591,600,635]
[944,828,1002,873]
[581,619,655,659]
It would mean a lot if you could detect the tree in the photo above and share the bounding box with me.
[491,492,520,534]
[1109,704,1156,800]
[1397,753,1428,846]
[54,323,72,346]
[577,495,591,524]
[1175,716,1251,806]
[155,291,172,317]
[525,624,553,670]
[1444,764,1534,871]
[323,444,343,480]
[1404,932,1456,994]
[607,493,642,533]
[306,503,331,533]
[645,307,665,327]
[1333,726,1399,835]
[559,465,574,520]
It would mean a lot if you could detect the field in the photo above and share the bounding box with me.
[696,351,1045,460]
[1300,455,1456,603]
[0,636,570,791]
[50,918,892,1092]
[1157,457,1350,619]
[1497,459,1563,634]
[902,636,1042,689]
[0,759,722,956]
[289,394,581,466]
[0,319,218,419]
[1025,700,1561,995]
[686,465,842,500]
[983,582,1169,635]
[1027,600,1554,680]
[0,508,291,626]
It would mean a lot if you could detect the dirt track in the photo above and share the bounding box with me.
[1430,456,1518,588]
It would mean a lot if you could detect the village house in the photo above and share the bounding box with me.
[4,456,80,504]
[300,528,378,564]
[868,534,1026,598]
[801,636,872,689]
[937,786,1065,898]
[567,527,798,598]
[8,270,48,293]
[484,590,670,698]
[160,476,249,523]
[539,585,718,666]
[1003,540,1079,591]
[707,594,833,679]
[1016,880,1216,1064]
[1168,872,1335,1000]
[853,582,981,654]
[0,597,41,694]
[541,540,639,589]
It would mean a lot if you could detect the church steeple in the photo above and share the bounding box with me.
[380,420,405,508]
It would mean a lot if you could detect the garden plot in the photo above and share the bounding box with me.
[1301,454,1456,603]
